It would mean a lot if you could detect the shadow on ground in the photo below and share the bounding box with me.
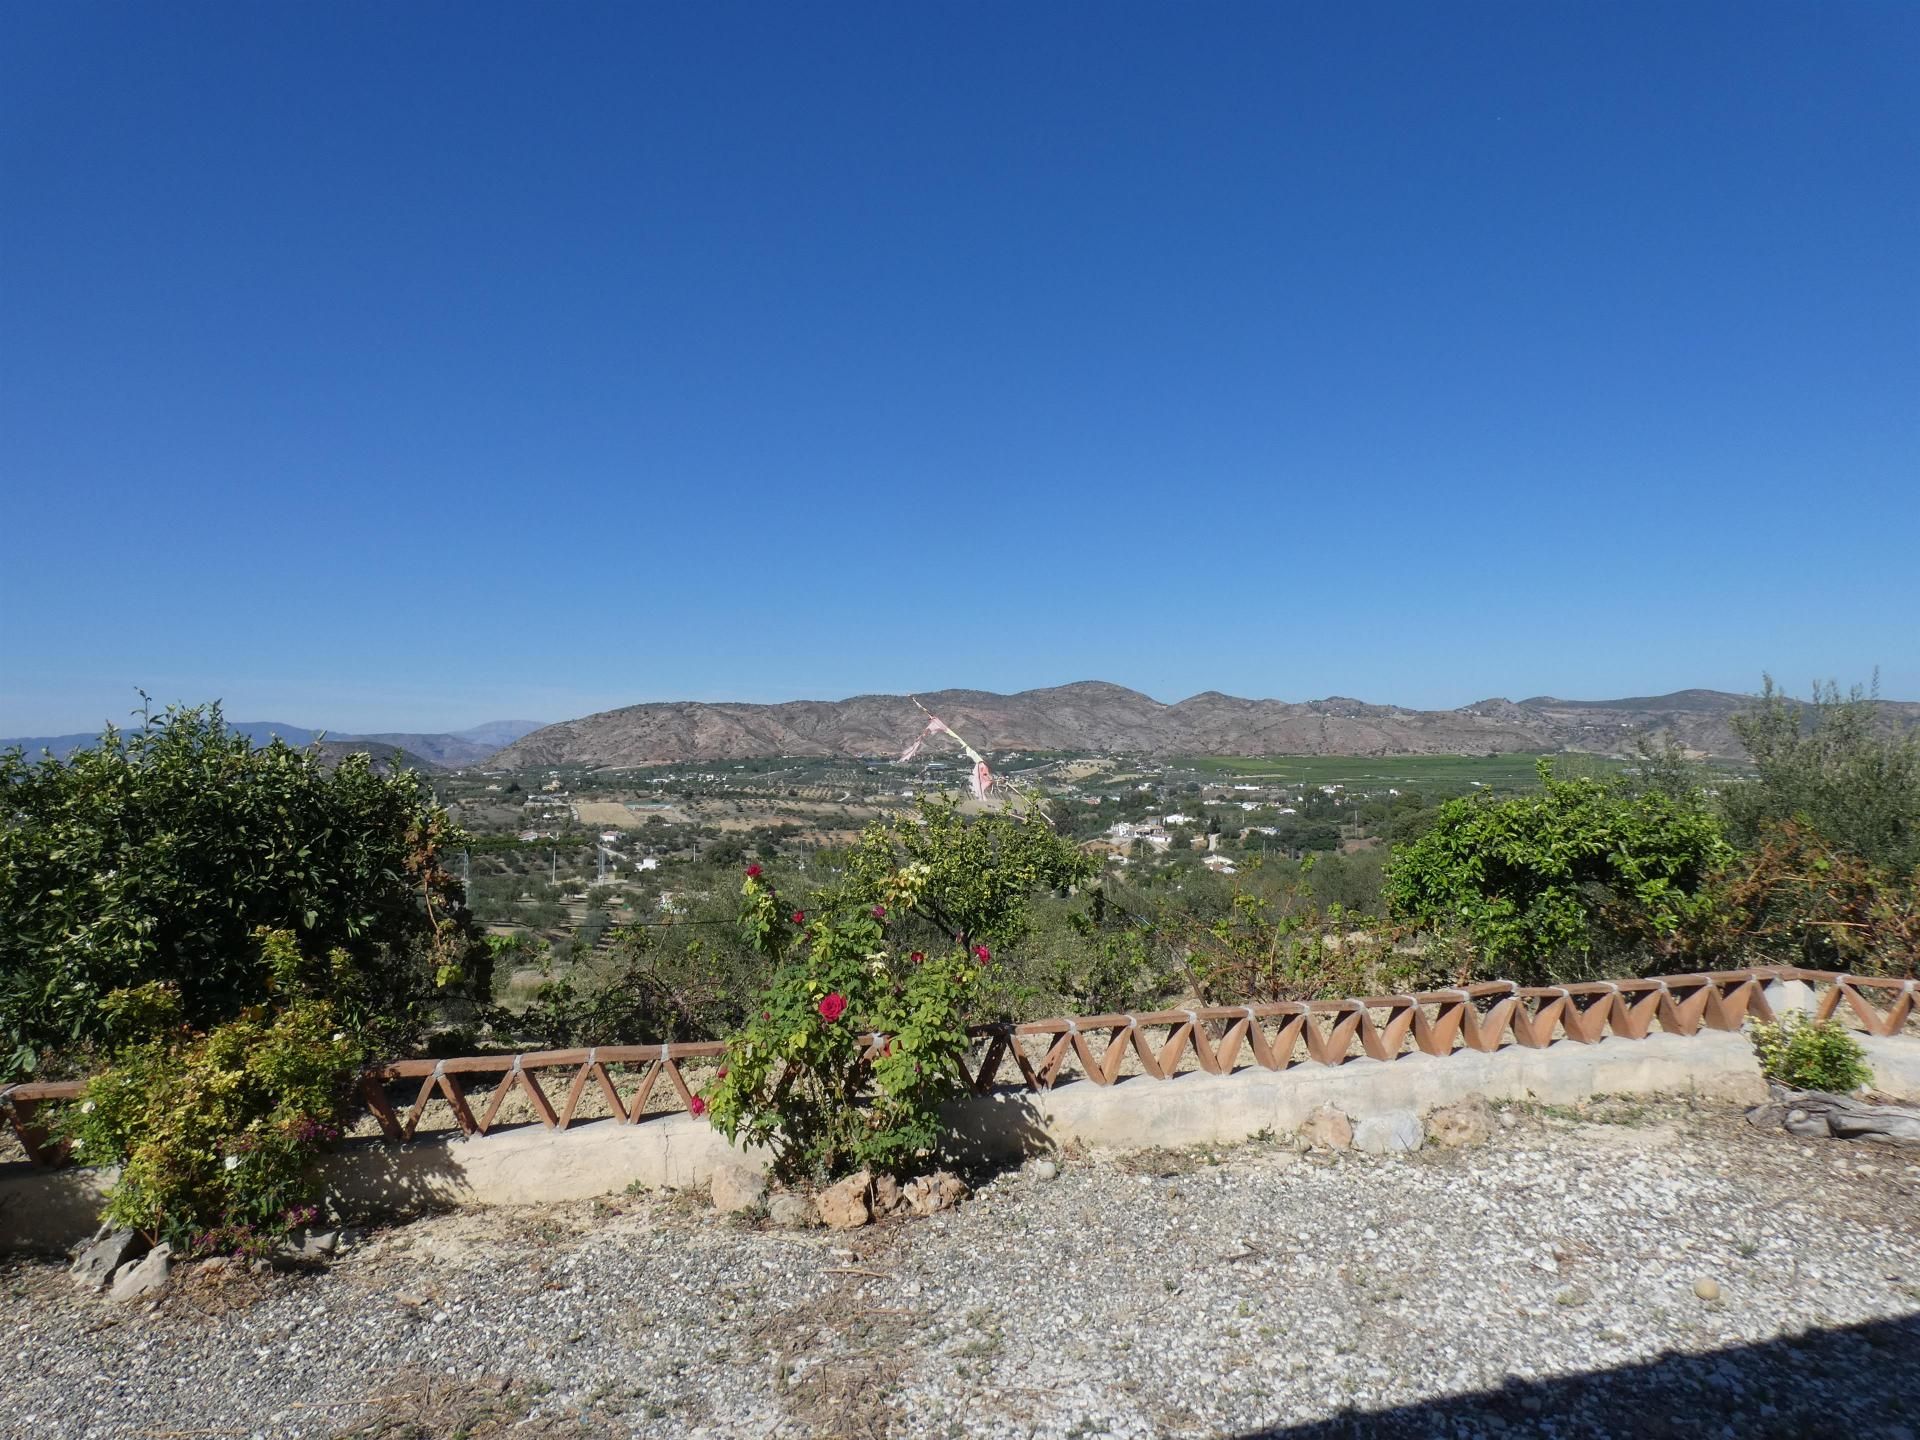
[1238,1312,1920,1439]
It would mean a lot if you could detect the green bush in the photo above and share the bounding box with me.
[705,876,978,1182]
[0,701,486,1080]
[707,803,1098,1181]
[1724,677,1920,872]
[62,929,366,1254]
[1749,1012,1871,1093]
[1383,761,1728,982]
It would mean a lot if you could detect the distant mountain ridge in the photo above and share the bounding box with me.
[489,682,1920,769]
[1,719,546,769]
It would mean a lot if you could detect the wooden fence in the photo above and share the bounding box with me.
[4,965,1913,1164]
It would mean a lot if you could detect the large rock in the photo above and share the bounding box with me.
[71,1228,147,1295]
[767,1192,818,1229]
[815,1169,873,1229]
[108,1242,172,1303]
[1301,1104,1353,1150]
[710,1164,768,1214]
[1354,1111,1424,1155]
[1426,1096,1494,1148]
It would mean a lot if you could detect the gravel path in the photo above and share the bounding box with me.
[5,1098,1919,1440]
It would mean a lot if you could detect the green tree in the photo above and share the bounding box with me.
[1723,676,1920,871]
[1383,761,1728,980]
[0,702,486,1079]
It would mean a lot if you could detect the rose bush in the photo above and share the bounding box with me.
[705,799,1095,1182]
[703,869,981,1182]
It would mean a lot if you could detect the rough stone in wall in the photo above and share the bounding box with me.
[1426,1095,1496,1147]
[1302,1104,1353,1150]
[1354,1111,1424,1155]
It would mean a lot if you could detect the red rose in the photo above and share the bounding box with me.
[974,944,992,965]
[872,905,886,919]
[818,992,847,1022]
[688,1095,707,1117]
[745,863,762,878]
[909,951,925,964]
[791,910,806,926]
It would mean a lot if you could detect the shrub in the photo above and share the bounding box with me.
[1383,761,1728,982]
[707,803,1098,1181]
[0,701,486,1080]
[62,929,366,1253]
[1724,676,1920,872]
[704,875,976,1182]
[1688,821,1919,975]
[1177,860,1429,1002]
[1748,1012,1871,1093]
[839,799,1099,961]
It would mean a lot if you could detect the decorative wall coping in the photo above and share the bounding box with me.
[5,965,1913,1165]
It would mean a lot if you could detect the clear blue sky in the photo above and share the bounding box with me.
[3,2,1915,735]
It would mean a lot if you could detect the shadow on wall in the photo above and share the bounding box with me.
[939,1089,1054,1171]
[1236,1312,1920,1439]
[320,1133,473,1224]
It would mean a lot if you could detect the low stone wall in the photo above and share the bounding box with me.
[8,1029,1917,1254]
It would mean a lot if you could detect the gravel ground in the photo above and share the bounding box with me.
[5,1097,1919,1440]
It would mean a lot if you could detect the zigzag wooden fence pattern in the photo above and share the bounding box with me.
[4,966,1914,1163]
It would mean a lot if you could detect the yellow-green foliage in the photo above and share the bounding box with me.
[63,930,366,1254]
[1749,1011,1871,1094]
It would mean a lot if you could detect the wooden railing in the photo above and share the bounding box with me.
[5,966,1913,1165]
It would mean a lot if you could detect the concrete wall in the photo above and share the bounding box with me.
[7,1030,1917,1254]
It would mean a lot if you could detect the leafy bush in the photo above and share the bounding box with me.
[1177,859,1431,1002]
[503,915,770,1047]
[839,799,1099,962]
[1688,821,1919,975]
[705,875,977,1182]
[707,802,1098,1180]
[1383,761,1728,982]
[62,929,366,1254]
[1749,1012,1871,1093]
[1,701,486,1080]
[1724,677,1920,872]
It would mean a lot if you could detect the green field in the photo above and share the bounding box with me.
[1173,752,1609,790]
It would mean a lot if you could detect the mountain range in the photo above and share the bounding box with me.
[489,682,1920,769]
[16,684,1918,773]
[0,720,547,770]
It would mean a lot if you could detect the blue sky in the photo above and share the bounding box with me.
[3,2,1915,735]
